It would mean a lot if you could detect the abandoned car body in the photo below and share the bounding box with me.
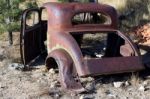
[20,3,144,93]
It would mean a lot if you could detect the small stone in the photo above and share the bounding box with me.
[107,93,116,98]
[103,47,106,51]
[127,87,133,92]
[8,63,24,70]
[95,53,103,58]
[138,85,145,91]
[50,80,59,88]
[49,68,55,74]
[113,82,124,88]
[55,93,60,98]
[143,81,148,86]
[50,83,55,88]
[125,81,130,86]
[79,95,94,99]
[140,49,147,55]
[79,95,84,99]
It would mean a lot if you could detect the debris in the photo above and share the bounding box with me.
[125,81,130,86]
[113,82,124,88]
[49,68,55,74]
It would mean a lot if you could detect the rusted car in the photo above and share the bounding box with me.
[20,2,144,93]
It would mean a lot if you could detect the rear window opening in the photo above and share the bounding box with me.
[72,12,111,25]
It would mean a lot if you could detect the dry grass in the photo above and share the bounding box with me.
[130,73,141,86]
[0,32,21,63]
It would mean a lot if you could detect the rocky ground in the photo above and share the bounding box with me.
[0,31,150,99]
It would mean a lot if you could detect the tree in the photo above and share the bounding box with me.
[0,0,37,45]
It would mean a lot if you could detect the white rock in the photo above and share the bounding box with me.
[8,63,24,70]
[103,47,106,51]
[138,85,145,91]
[80,95,93,99]
[113,82,124,88]
[95,53,103,58]
[55,93,60,98]
[125,81,130,86]
[79,95,85,99]
[143,81,148,86]
[50,80,59,88]
[50,83,56,88]
[49,68,55,74]
[140,49,147,55]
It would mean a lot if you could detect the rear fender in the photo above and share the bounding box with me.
[46,49,85,93]
[47,32,87,76]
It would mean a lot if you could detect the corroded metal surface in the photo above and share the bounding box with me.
[21,2,144,93]
[46,49,85,93]
[83,56,143,76]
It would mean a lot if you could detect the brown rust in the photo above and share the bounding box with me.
[20,2,145,93]
[46,49,85,93]
[83,56,143,76]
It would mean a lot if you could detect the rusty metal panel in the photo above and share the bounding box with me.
[82,56,144,76]
[43,2,118,30]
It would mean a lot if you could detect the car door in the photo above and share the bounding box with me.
[20,8,44,66]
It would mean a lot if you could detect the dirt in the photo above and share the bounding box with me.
[0,31,150,99]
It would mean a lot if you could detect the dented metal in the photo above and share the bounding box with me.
[20,2,144,93]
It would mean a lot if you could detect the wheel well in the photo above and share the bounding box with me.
[46,57,58,70]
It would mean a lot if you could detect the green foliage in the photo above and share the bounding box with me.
[25,1,38,8]
[58,0,68,2]
[58,0,90,3]
[0,0,38,33]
